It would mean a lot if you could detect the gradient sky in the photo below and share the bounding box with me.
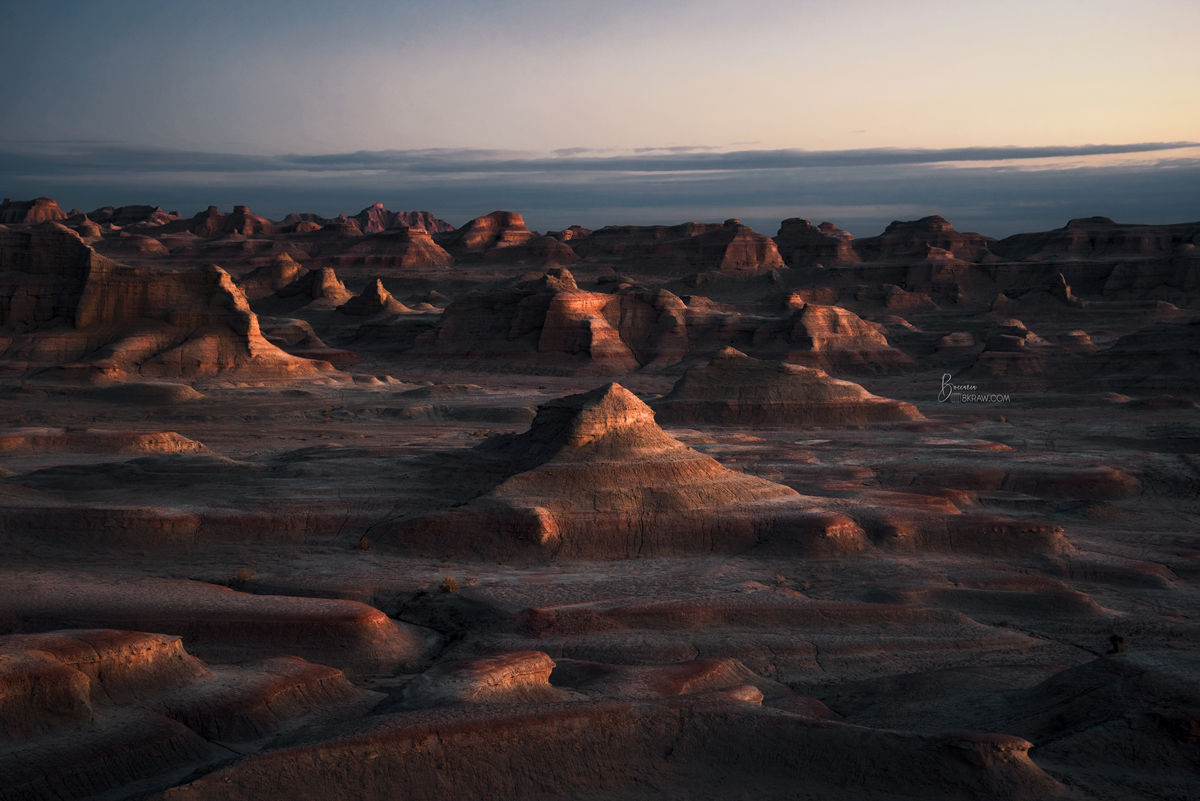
[2,0,1198,235]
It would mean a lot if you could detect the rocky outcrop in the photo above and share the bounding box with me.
[188,205,275,238]
[775,218,858,267]
[0,628,382,801]
[382,383,862,559]
[752,302,913,373]
[0,427,208,456]
[1083,316,1200,396]
[106,232,171,256]
[438,210,536,256]
[238,252,308,300]
[994,217,1200,261]
[655,347,923,426]
[414,268,689,373]
[995,651,1200,800]
[339,279,413,316]
[0,223,331,378]
[570,218,785,275]
[483,235,579,268]
[159,698,1065,801]
[350,203,453,234]
[271,266,352,307]
[87,205,179,228]
[855,216,995,262]
[402,651,565,706]
[0,197,67,225]
[0,574,436,675]
[74,217,103,239]
[334,226,454,269]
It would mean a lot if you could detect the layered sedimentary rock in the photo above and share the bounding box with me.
[0,223,329,378]
[752,302,913,372]
[0,197,67,225]
[855,216,995,262]
[0,574,436,674]
[187,205,275,238]
[1084,316,1200,396]
[402,651,565,706]
[775,218,858,267]
[0,628,382,801]
[238,252,308,300]
[569,218,785,275]
[482,234,579,267]
[995,650,1200,799]
[158,698,1064,801]
[438,210,536,256]
[350,202,453,234]
[413,268,689,373]
[994,216,1200,261]
[0,427,207,456]
[655,347,923,426]
[339,278,414,316]
[996,217,1200,300]
[334,226,454,269]
[86,205,179,228]
[74,217,102,239]
[382,383,861,559]
[271,266,352,307]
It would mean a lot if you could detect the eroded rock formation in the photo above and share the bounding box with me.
[0,223,331,378]
[382,383,858,558]
[655,347,923,426]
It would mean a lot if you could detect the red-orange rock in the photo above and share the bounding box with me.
[238,252,308,300]
[383,383,861,559]
[334,226,453,269]
[571,219,785,275]
[0,223,332,378]
[753,303,913,373]
[350,202,452,234]
[414,268,690,373]
[339,278,414,316]
[0,197,67,225]
[438,210,536,255]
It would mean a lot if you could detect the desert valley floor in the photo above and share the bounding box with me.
[0,198,1198,800]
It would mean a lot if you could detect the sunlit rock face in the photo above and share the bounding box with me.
[412,267,690,373]
[0,223,331,378]
[438,210,537,256]
[0,197,68,225]
[349,202,453,234]
[568,219,785,275]
[380,382,862,559]
[334,226,454,269]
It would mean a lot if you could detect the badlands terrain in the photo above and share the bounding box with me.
[0,196,1197,800]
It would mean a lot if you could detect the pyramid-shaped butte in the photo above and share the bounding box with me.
[339,278,413,316]
[656,348,923,426]
[384,383,863,559]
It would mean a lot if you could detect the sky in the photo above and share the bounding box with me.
[1,0,1198,236]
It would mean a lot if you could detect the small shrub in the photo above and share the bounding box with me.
[438,576,459,594]
[230,567,258,587]
[1108,631,1127,654]
[355,536,372,551]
